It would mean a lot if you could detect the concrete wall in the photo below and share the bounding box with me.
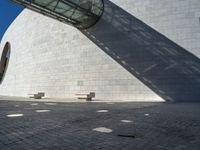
[0,0,200,101]
[122,0,200,58]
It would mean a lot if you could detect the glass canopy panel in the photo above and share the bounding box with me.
[10,0,104,29]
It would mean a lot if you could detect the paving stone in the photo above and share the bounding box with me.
[0,101,200,150]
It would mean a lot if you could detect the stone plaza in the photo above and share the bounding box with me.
[0,97,200,150]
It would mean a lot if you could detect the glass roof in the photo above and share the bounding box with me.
[10,0,104,29]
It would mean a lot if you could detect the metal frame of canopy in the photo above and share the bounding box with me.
[10,0,104,29]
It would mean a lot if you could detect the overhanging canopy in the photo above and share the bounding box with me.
[10,0,104,29]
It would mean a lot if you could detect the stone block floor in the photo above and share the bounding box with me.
[0,100,200,150]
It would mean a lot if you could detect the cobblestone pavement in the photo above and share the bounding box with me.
[0,100,200,150]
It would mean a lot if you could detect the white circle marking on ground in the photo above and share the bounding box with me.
[96,110,109,113]
[35,110,50,113]
[7,114,24,117]
[121,120,133,123]
[93,127,113,133]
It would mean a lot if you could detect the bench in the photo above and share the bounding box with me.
[75,92,95,101]
[28,92,45,99]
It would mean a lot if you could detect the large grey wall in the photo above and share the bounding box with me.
[0,0,200,102]
[123,0,200,58]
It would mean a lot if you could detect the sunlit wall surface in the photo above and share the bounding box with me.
[10,0,104,29]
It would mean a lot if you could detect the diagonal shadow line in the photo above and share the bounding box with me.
[80,0,200,102]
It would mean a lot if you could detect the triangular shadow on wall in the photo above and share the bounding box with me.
[81,0,200,102]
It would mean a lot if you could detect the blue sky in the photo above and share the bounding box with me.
[0,0,23,42]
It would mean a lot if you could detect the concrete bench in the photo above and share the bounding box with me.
[75,92,95,101]
[29,92,45,99]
